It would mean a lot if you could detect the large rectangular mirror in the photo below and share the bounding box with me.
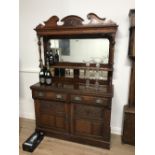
[49,39,109,64]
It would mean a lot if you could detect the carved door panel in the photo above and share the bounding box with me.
[35,100,69,132]
[71,103,111,141]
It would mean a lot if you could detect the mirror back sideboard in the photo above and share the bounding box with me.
[30,13,118,149]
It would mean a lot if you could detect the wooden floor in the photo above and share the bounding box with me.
[19,118,135,155]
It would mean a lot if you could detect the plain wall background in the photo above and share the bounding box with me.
[19,0,135,135]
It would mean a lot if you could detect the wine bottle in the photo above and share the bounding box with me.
[54,49,59,63]
[39,63,45,85]
[46,49,50,59]
[45,60,52,85]
[49,49,54,65]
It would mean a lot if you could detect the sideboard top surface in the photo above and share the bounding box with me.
[30,83,113,98]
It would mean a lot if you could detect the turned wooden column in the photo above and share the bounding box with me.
[108,35,116,85]
[37,35,43,68]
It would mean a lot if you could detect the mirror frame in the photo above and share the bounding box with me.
[48,38,110,63]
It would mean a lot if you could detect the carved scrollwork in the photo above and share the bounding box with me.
[61,15,84,26]
[87,13,105,24]
[44,16,59,28]
[35,16,59,30]
[34,13,117,31]
[35,24,44,29]
[87,13,116,25]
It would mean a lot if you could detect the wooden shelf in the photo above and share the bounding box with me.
[52,65,113,71]
[51,62,113,71]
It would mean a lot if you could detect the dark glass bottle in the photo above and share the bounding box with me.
[39,63,45,85]
[49,49,54,65]
[46,49,50,62]
[45,61,52,85]
[54,50,59,63]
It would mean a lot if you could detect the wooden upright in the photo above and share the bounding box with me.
[122,9,135,145]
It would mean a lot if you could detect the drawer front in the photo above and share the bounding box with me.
[71,95,110,107]
[32,90,67,101]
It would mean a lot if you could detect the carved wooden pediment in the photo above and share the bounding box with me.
[35,13,117,31]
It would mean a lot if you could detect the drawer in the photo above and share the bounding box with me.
[71,95,110,107]
[32,90,67,101]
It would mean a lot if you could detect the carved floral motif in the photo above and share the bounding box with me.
[61,15,84,26]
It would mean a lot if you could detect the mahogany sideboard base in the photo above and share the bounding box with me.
[31,83,113,149]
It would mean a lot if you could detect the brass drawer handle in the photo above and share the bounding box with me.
[56,94,63,100]
[74,96,81,101]
[38,92,44,97]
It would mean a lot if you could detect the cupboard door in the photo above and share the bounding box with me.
[35,100,69,132]
[71,103,111,141]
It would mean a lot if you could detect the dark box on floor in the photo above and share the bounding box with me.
[22,131,44,152]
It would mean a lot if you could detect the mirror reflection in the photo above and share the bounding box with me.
[49,39,109,64]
